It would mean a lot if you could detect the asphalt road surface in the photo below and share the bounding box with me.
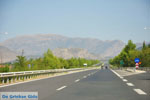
[0,68,149,100]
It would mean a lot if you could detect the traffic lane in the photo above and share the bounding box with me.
[47,69,147,100]
[124,72,150,95]
[0,69,98,98]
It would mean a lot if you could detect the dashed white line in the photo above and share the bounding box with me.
[123,79,128,82]
[120,76,124,79]
[111,69,121,77]
[111,69,147,96]
[75,79,80,82]
[126,83,134,86]
[56,86,67,91]
[134,89,147,95]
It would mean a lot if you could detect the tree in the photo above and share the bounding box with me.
[148,44,150,48]
[123,40,136,53]
[13,55,27,71]
[142,41,147,50]
[11,49,100,71]
[140,48,150,67]
[109,40,150,67]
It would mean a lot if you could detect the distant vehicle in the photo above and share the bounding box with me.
[83,63,87,66]
[105,66,108,69]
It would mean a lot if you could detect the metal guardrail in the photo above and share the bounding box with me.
[0,68,83,77]
[0,67,98,85]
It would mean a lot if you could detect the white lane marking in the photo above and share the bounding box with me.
[111,69,121,77]
[75,79,80,82]
[88,74,91,76]
[111,69,124,79]
[126,83,134,86]
[83,76,87,78]
[123,79,128,82]
[134,89,147,95]
[120,76,124,79]
[56,86,67,91]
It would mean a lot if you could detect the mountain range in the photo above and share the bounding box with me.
[0,34,126,62]
[0,46,17,63]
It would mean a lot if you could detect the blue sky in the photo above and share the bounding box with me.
[0,0,150,43]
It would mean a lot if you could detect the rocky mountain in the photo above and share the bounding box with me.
[0,46,17,63]
[0,34,126,59]
[53,48,98,59]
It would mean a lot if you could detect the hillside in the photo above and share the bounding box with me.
[0,46,17,63]
[53,48,98,59]
[0,34,125,59]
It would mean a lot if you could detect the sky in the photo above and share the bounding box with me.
[0,0,150,43]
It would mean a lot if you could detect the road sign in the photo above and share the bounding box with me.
[135,66,139,69]
[134,58,140,63]
[120,60,124,65]
[135,63,139,69]
[120,60,124,67]
[135,63,139,66]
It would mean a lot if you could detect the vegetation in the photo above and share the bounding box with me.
[0,66,9,72]
[109,40,150,67]
[5,49,100,72]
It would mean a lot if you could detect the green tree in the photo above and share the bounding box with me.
[123,40,136,53]
[109,40,150,67]
[142,41,147,50]
[13,55,27,71]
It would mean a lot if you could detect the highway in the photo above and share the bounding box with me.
[0,68,149,100]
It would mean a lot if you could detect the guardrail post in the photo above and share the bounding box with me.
[15,77,17,82]
[18,76,20,81]
[2,78,5,84]
[24,76,26,80]
[7,78,9,84]
[11,78,13,83]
